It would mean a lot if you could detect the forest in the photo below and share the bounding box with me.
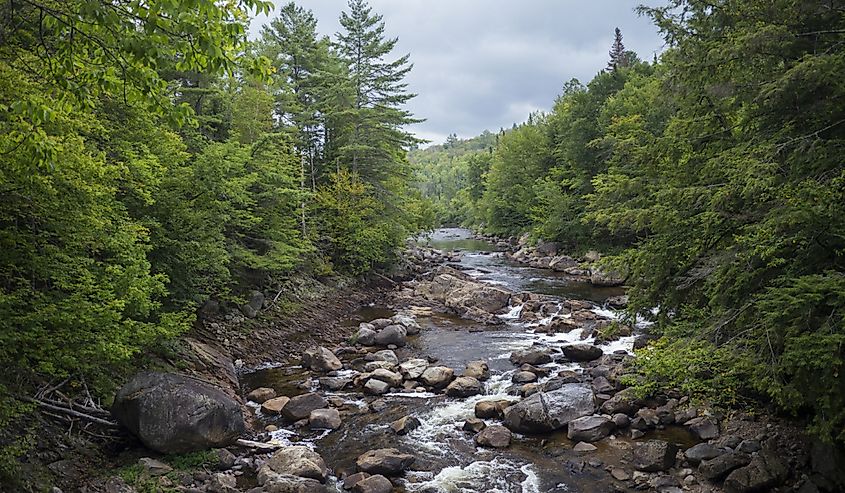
[0,0,433,476]
[1,0,844,490]
[411,3,845,441]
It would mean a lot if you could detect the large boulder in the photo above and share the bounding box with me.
[369,350,399,366]
[399,359,429,380]
[355,324,377,346]
[391,314,421,335]
[567,415,615,443]
[463,361,490,380]
[475,400,512,419]
[509,348,552,366]
[370,369,403,387]
[684,443,723,465]
[723,452,787,493]
[632,440,678,472]
[281,393,328,421]
[301,347,342,372]
[446,377,482,398]
[600,388,643,415]
[351,474,392,493]
[420,366,454,388]
[503,384,596,434]
[415,273,510,315]
[356,449,415,476]
[562,344,603,362]
[363,379,390,395]
[112,372,244,454]
[258,446,328,483]
[475,425,512,448]
[699,452,751,481]
[373,325,407,347]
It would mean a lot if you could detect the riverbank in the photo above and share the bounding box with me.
[30,229,845,493]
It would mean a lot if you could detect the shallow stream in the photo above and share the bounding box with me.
[240,228,693,492]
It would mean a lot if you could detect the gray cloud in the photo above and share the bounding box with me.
[250,1,666,145]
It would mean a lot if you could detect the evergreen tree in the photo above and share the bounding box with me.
[333,0,422,184]
[607,27,629,71]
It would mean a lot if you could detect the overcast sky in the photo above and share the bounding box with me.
[250,1,667,146]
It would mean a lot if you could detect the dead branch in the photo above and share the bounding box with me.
[22,396,119,428]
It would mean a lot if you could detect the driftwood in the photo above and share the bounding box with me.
[235,438,282,450]
[22,396,118,428]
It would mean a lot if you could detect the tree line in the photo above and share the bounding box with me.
[413,1,845,442]
[0,0,431,474]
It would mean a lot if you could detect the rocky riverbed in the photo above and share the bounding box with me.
[101,228,844,493]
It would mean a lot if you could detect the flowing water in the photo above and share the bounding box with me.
[240,228,691,492]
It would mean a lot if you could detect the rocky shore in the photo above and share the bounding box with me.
[80,232,843,493]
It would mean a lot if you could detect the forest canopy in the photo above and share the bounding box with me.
[411,1,845,441]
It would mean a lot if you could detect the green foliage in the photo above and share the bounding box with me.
[623,337,751,408]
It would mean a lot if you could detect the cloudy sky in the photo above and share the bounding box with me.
[250,1,667,146]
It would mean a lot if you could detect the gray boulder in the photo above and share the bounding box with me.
[699,452,752,481]
[369,350,399,366]
[370,369,403,387]
[420,366,454,388]
[723,452,787,493]
[446,377,482,397]
[562,344,603,362]
[281,393,328,421]
[355,324,377,346]
[309,408,341,430]
[463,360,490,380]
[399,359,429,380]
[301,346,342,372]
[632,440,678,472]
[112,372,244,454]
[356,448,415,476]
[600,388,643,415]
[475,425,512,448]
[363,379,391,395]
[258,446,328,483]
[509,348,552,366]
[503,384,596,434]
[351,474,392,493]
[567,415,615,443]
[684,443,723,465]
[373,325,407,347]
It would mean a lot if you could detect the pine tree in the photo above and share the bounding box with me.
[332,0,422,184]
[607,27,627,71]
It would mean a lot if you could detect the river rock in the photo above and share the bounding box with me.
[370,318,393,329]
[420,366,454,388]
[475,425,511,448]
[684,443,723,465]
[356,324,377,346]
[356,448,415,476]
[573,442,598,452]
[260,446,328,483]
[247,387,277,403]
[369,350,399,366]
[591,376,614,394]
[512,371,538,384]
[363,379,390,395]
[399,359,429,380]
[390,416,421,435]
[503,384,596,434]
[302,346,342,372]
[632,440,678,472]
[261,396,291,415]
[208,472,236,492]
[282,393,328,421]
[373,325,407,347]
[309,408,341,430]
[723,452,787,493]
[463,418,487,433]
[463,361,490,380]
[370,369,403,387]
[319,377,351,391]
[391,314,421,335]
[475,400,512,419]
[699,452,751,481]
[562,344,603,362]
[509,348,552,365]
[612,413,630,428]
[687,416,720,440]
[567,415,615,443]
[364,361,395,372]
[600,388,643,415]
[351,474,392,493]
[446,376,482,397]
[112,372,245,454]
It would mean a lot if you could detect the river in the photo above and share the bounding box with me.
[240,228,694,492]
